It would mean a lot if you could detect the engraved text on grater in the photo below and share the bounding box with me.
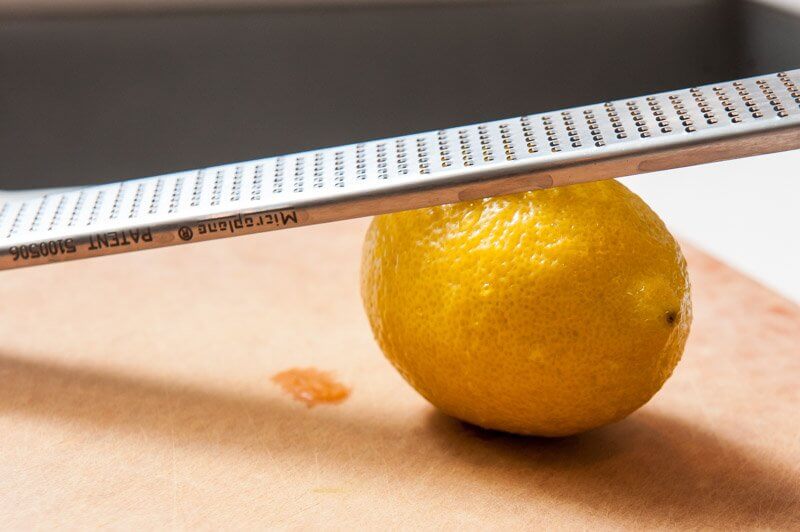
[190,209,300,240]
[86,228,154,250]
[9,239,78,262]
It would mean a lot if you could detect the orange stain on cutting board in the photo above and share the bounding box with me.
[271,368,351,407]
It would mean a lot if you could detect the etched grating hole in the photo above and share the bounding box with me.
[334,151,345,187]
[700,86,724,126]
[211,170,224,205]
[169,177,185,214]
[716,86,740,119]
[48,195,67,230]
[394,139,409,175]
[499,123,517,160]
[477,124,495,161]
[0,202,9,231]
[110,183,125,219]
[720,83,752,124]
[646,96,672,134]
[69,190,87,226]
[87,190,105,225]
[520,116,539,153]
[191,170,205,207]
[416,137,431,173]
[356,144,367,180]
[603,102,628,140]
[778,72,800,105]
[669,94,696,128]
[436,131,453,167]
[581,109,604,146]
[625,101,642,131]
[457,130,474,166]
[231,166,243,201]
[313,152,325,187]
[713,86,742,123]
[7,202,27,237]
[149,178,165,214]
[626,100,649,138]
[678,87,716,129]
[733,82,762,119]
[29,195,48,231]
[251,164,264,200]
[542,115,561,151]
[129,183,145,218]
[293,157,305,193]
[561,111,582,149]
[273,158,285,193]
[756,79,788,118]
[376,143,389,178]
[625,100,648,139]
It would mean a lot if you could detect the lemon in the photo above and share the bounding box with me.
[360,180,691,436]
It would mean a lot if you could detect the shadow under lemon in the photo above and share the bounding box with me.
[0,352,796,528]
[424,409,799,527]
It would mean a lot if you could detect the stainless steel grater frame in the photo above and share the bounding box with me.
[1,69,799,271]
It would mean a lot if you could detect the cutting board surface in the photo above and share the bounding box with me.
[0,219,798,529]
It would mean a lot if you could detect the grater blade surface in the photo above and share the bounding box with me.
[1,70,799,270]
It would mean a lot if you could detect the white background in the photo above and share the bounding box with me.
[622,149,800,304]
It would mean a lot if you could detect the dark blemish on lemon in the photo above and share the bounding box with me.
[665,310,678,325]
[271,367,351,407]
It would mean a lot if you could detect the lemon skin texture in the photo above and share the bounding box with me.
[360,180,692,437]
